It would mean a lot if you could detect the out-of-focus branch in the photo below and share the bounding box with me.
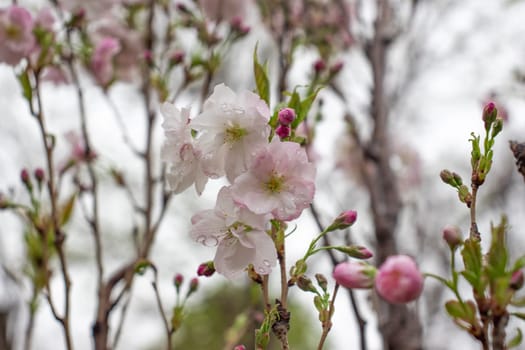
[309,204,368,350]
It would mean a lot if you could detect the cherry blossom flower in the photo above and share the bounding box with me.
[191,84,271,182]
[230,138,316,221]
[190,187,276,279]
[90,37,120,86]
[198,0,247,23]
[375,255,424,304]
[0,5,35,65]
[161,103,208,195]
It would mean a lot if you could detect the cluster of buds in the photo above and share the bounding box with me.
[275,107,296,139]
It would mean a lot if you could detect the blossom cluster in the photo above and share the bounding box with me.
[161,84,316,279]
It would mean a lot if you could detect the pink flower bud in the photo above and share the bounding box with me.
[275,124,291,139]
[327,210,357,231]
[442,225,462,250]
[20,168,30,184]
[174,273,184,288]
[170,50,185,65]
[189,277,199,293]
[375,255,424,304]
[34,168,45,182]
[482,101,497,128]
[333,261,376,289]
[313,59,326,73]
[197,261,215,277]
[329,61,344,75]
[510,270,524,290]
[278,108,296,125]
[234,345,246,350]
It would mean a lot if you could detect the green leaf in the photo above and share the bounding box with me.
[461,238,484,294]
[253,44,270,106]
[17,70,33,102]
[512,312,525,321]
[507,328,523,348]
[59,193,77,227]
[293,87,321,128]
[486,216,508,280]
[134,259,153,275]
[513,255,525,272]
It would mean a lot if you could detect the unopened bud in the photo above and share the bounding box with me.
[297,275,317,293]
[442,225,463,250]
[326,210,357,232]
[34,168,45,182]
[143,50,154,66]
[458,185,472,207]
[329,61,344,75]
[510,270,524,290]
[188,277,199,294]
[333,261,375,289]
[482,102,497,130]
[197,261,215,277]
[233,345,246,350]
[440,169,455,185]
[315,273,328,291]
[275,124,291,139]
[170,50,185,66]
[174,273,184,289]
[375,255,424,304]
[21,168,32,192]
[335,245,373,259]
[278,108,296,126]
[313,59,326,73]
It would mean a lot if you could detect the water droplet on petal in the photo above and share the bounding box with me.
[263,260,271,267]
[196,236,206,244]
[203,236,219,247]
[258,267,267,274]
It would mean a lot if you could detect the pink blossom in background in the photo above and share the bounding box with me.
[375,255,424,304]
[191,84,271,182]
[0,5,35,65]
[190,187,275,279]
[333,261,375,289]
[198,0,247,22]
[91,18,144,83]
[161,103,208,195]
[90,37,121,86]
[230,138,316,221]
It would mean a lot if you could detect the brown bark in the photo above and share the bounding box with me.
[363,1,423,349]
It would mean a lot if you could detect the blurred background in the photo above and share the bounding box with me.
[1,0,525,349]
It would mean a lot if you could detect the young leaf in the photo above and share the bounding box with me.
[461,238,484,294]
[17,70,33,103]
[253,44,270,105]
[507,328,523,348]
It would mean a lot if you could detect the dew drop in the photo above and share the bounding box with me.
[196,236,206,244]
[203,236,219,247]
[263,260,271,267]
[257,267,267,274]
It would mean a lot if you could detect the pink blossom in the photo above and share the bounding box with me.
[161,103,208,195]
[198,0,247,22]
[230,138,316,221]
[190,187,276,279]
[90,37,120,86]
[191,84,270,182]
[333,261,376,289]
[0,6,35,65]
[375,255,424,304]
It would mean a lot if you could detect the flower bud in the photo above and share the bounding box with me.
[315,273,328,291]
[442,225,463,250]
[333,261,376,289]
[482,102,497,129]
[278,108,296,126]
[510,270,524,291]
[335,245,373,259]
[375,255,424,304]
[297,275,317,293]
[34,168,45,182]
[188,277,199,294]
[197,261,215,277]
[440,169,454,185]
[275,124,291,139]
[20,168,33,192]
[329,61,344,76]
[234,345,246,350]
[174,273,184,289]
[326,210,357,232]
[313,59,326,73]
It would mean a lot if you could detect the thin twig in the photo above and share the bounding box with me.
[317,284,339,350]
